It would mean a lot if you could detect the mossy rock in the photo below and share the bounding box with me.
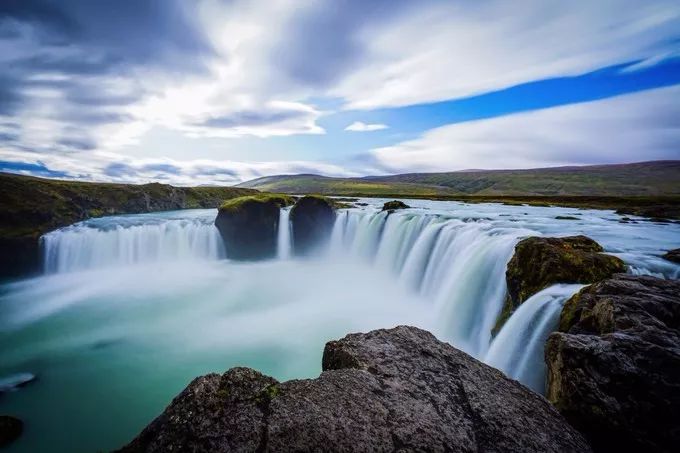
[662,248,680,264]
[381,200,410,212]
[215,194,294,260]
[492,235,625,335]
[0,416,23,447]
[290,195,336,256]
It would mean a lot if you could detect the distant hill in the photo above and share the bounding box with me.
[238,161,680,197]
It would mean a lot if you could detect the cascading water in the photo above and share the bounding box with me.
[277,208,293,259]
[42,210,225,273]
[6,198,679,452]
[484,284,584,393]
[330,209,535,358]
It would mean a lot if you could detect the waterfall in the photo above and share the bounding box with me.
[329,209,536,358]
[42,213,225,273]
[484,284,584,393]
[277,208,292,259]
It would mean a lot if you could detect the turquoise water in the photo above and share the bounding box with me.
[1,200,678,452]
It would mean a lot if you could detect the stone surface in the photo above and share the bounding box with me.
[215,195,293,260]
[381,200,410,211]
[290,196,336,256]
[662,248,680,263]
[0,416,23,448]
[120,326,590,453]
[546,274,680,453]
[493,235,625,334]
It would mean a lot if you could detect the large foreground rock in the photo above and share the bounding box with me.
[546,274,680,453]
[0,416,23,447]
[493,235,625,334]
[290,195,336,256]
[215,194,294,260]
[120,326,589,452]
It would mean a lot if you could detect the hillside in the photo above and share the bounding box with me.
[0,172,256,278]
[238,161,680,197]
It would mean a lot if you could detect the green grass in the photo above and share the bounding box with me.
[219,193,294,212]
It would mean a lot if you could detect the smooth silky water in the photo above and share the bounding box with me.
[1,201,679,452]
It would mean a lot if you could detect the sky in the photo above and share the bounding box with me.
[0,0,679,185]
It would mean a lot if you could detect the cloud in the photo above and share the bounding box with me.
[329,0,680,109]
[345,121,389,132]
[369,85,680,173]
[0,147,358,186]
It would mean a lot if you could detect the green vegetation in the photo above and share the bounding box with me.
[238,161,680,219]
[219,193,294,213]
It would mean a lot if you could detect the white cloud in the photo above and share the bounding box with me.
[345,121,389,132]
[331,0,680,109]
[369,85,680,173]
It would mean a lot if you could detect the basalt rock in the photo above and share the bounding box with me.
[290,196,336,256]
[493,235,625,335]
[662,248,680,264]
[215,194,294,260]
[0,416,23,448]
[381,200,410,212]
[545,274,680,453]
[119,326,590,453]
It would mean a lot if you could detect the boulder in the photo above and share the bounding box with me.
[545,274,680,453]
[119,326,590,452]
[290,196,336,256]
[493,236,625,334]
[215,194,294,260]
[381,200,410,212]
[0,416,23,448]
[662,248,680,264]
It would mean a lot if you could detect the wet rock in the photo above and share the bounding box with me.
[120,326,590,453]
[215,194,294,260]
[0,416,23,447]
[555,216,579,220]
[290,196,336,256]
[662,248,680,264]
[0,372,36,393]
[493,235,625,334]
[381,200,410,212]
[546,274,680,453]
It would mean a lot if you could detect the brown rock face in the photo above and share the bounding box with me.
[214,195,294,260]
[545,274,680,453]
[119,326,590,453]
[290,196,336,256]
[493,235,625,334]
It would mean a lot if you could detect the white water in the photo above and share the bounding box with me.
[277,208,292,259]
[485,284,585,393]
[42,210,225,273]
[2,198,679,452]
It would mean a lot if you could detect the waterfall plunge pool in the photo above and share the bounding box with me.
[1,198,679,452]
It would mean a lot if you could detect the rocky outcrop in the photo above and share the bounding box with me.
[381,200,410,212]
[119,326,590,452]
[493,235,625,334]
[545,274,680,453]
[290,196,336,256]
[0,416,22,448]
[215,194,294,260]
[0,172,256,279]
[662,248,680,263]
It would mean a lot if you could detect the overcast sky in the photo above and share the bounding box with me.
[0,0,679,185]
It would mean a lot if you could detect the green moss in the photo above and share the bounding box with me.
[254,384,281,403]
[219,193,294,213]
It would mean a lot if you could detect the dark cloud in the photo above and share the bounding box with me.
[57,137,96,151]
[271,0,413,88]
[191,166,239,178]
[141,163,182,174]
[103,162,137,177]
[198,109,311,129]
[0,131,20,142]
